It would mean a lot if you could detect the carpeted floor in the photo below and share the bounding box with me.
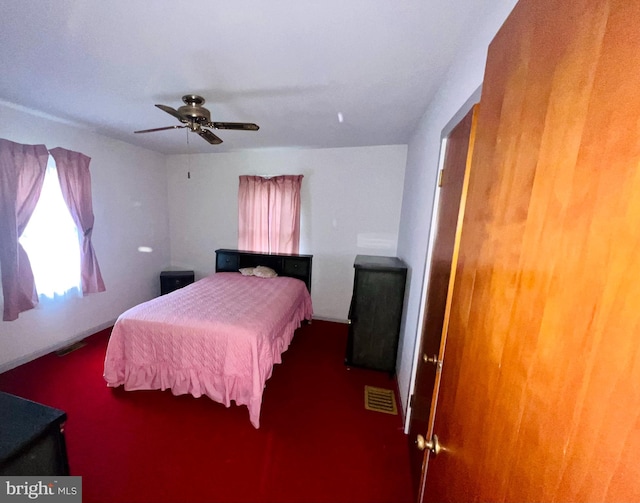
[0,320,413,503]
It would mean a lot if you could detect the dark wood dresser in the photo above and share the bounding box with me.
[345,255,407,374]
[0,392,70,476]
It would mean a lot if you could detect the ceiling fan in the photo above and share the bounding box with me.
[134,95,259,145]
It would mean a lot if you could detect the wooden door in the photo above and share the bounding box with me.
[423,0,640,501]
[408,105,477,499]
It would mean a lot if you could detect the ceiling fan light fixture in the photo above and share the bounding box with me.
[134,94,259,145]
[177,100,211,124]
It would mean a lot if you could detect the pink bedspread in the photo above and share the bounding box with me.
[103,272,313,428]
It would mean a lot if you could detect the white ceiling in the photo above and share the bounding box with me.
[0,1,488,154]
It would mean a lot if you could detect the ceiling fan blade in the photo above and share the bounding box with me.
[134,125,188,134]
[155,104,187,122]
[197,129,223,145]
[212,122,259,131]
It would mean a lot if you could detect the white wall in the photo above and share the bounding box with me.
[166,145,407,320]
[0,103,171,371]
[395,1,519,421]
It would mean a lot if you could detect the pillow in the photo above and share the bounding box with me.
[239,267,255,276]
[253,265,278,278]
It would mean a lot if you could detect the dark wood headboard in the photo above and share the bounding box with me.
[215,249,313,292]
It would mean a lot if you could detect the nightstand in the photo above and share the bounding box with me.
[160,270,195,295]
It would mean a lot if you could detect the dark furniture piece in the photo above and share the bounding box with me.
[345,255,407,374]
[0,392,70,476]
[215,249,313,292]
[160,270,195,295]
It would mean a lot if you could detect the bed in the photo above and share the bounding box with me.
[103,249,313,428]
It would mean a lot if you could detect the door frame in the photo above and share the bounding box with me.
[403,86,482,434]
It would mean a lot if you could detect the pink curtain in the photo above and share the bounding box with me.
[0,139,49,321]
[238,176,271,253]
[50,147,105,295]
[269,175,303,254]
[238,175,303,254]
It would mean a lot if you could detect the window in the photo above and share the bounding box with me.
[238,175,303,254]
[19,155,82,298]
[0,139,105,321]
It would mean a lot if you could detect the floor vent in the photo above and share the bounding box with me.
[56,340,87,357]
[364,385,398,415]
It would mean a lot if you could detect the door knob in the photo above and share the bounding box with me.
[415,434,442,456]
[423,353,443,370]
[416,434,427,451]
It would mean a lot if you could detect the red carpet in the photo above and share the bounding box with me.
[0,320,413,503]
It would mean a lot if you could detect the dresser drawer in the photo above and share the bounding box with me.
[216,252,240,272]
[282,257,309,277]
[160,270,195,295]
